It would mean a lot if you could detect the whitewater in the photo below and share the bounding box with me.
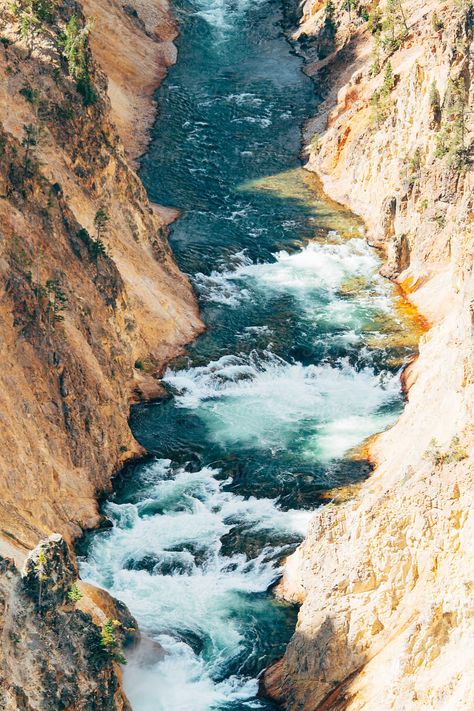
[80,0,418,707]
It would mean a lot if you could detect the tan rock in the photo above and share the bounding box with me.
[266,1,474,708]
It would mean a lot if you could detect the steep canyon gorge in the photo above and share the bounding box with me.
[0,0,473,708]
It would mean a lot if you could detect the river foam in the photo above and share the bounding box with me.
[163,352,400,460]
[81,0,416,706]
[82,459,311,709]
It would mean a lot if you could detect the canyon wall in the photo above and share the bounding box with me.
[0,0,201,705]
[264,0,474,709]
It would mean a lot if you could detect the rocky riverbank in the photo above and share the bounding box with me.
[263,0,474,708]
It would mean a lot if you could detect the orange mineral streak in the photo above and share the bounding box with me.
[395,278,431,332]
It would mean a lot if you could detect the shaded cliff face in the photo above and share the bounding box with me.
[0,0,202,553]
[0,0,202,705]
[264,0,474,709]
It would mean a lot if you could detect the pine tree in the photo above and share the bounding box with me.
[342,0,357,21]
[435,77,469,169]
[382,0,408,52]
[324,0,337,40]
[34,549,47,608]
[429,80,441,126]
[61,15,96,105]
[21,122,38,176]
[370,31,382,75]
[15,0,54,56]
[62,16,88,79]
[67,582,83,603]
[381,61,395,96]
[100,619,126,664]
[94,209,109,242]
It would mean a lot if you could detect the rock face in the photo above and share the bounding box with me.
[264,1,474,709]
[0,0,202,552]
[0,0,202,705]
[0,535,135,709]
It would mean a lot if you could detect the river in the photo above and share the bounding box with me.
[80,0,418,708]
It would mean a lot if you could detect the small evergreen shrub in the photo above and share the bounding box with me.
[100,619,127,665]
[67,582,83,603]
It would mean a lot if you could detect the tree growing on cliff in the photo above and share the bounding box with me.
[100,619,126,664]
[435,76,470,169]
[381,61,395,95]
[370,31,382,75]
[60,15,97,105]
[62,15,88,78]
[370,62,395,127]
[367,5,383,33]
[32,277,68,334]
[94,209,109,242]
[342,0,357,21]
[77,227,108,261]
[34,549,47,608]
[324,0,337,40]
[382,0,408,52]
[21,122,39,177]
[67,582,83,603]
[45,278,67,324]
[13,0,55,56]
[429,81,441,127]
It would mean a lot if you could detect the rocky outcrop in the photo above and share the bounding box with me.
[264,1,474,709]
[0,535,136,709]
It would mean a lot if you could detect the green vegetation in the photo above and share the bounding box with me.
[369,31,382,75]
[370,62,396,126]
[425,436,468,466]
[77,227,108,261]
[382,61,395,93]
[7,236,67,332]
[94,208,109,241]
[19,86,40,106]
[34,549,47,607]
[429,80,441,125]
[77,209,110,264]
[12,0,55,56]
[342,0,357,21]
[12,0,99,109]
[100,619,127,665]
[381,0,408,52]
[21,122,40,177]
[367,5,382,34]
[67,582,83,603]
[34,278,68,325]
[431,10,443,32]
[60,15,97,106]
[402,147,421,186]
[357,4,369,22]
[324,0,337,42]
[435,77,470,170]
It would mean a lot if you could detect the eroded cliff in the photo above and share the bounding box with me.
[0,0,201,704]
[0,0,201,553]
[264,0,474,708]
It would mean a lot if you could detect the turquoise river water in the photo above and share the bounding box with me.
[80,0,418,708]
